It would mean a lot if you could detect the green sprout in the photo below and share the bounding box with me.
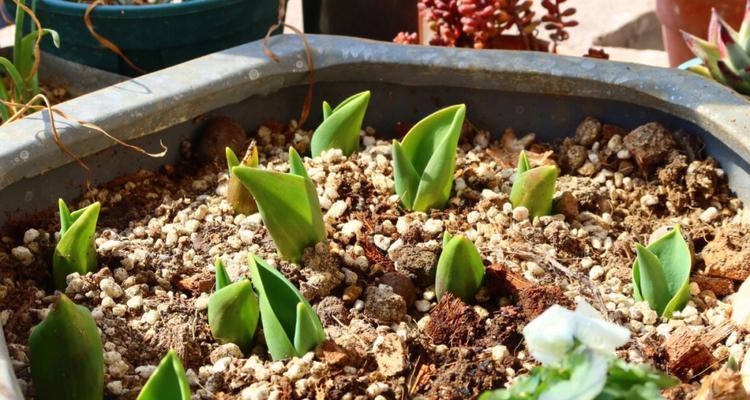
[29,294,103,400]
[682,5,750,95]
[509,151,558,219]
[248,253,325,360]
[53,199,100,291]
[233,147,325,263]
[0,0,60,123]
[208,259,259,353]
[435,232,485,302]
[226,144,259,215]
[392,104,466,212]
[311,90,371,157]
[632,225,692,317]
[136,349,191,400]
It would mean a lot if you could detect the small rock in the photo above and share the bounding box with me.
[552,191,579,220]
[23,229,40,244]
[99,278,124,299]
[700,207,719,223]
[210,343,242,364]
[732,277,750,330]
[703,224,750,281]
[342,285,362,303]
[11,246,34,266]
[414,300,431,313]
[489,345,509,363]
[366,382,389,397]
[379,272,416,306]
[364,285,407,324]
[241,382,270,400]
[372,333,407,377]
[512,206,529,221]
[623,122,675,171]
[314,296,351,326]
[575,117,602,147]
[390,245,437,286]
[195,117,246,163]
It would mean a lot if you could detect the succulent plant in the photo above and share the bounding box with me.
[392,104,466,212]
[632,225,691,317]
[226,144,259,215]
[311,91,371,157]
[435,232,485,302]
[682,3,750,95]
[208,259,259,353]
[29,294,103,400]
[53,199,101,291]
[136,349,191,400]
[248,253,325,360]
[233,147,325,262]
[509,151,558,218]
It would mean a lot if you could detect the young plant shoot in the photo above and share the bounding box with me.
[29,294,103,400]
[248,253,325,360]
[53,199,101,291]
[682,4,750,95]
[435,232,485,302]
[632,225,692,317]
[226,144,259,215]
[479,299,677,400]
[208,259,259,353]
[136,349,191,400]
[233,147,325,262]
[509,151,558,218]
[311,90,371,157]
[392,104,466,212]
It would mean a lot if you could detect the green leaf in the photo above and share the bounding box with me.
[311,91,370,157]
[633,244,671,316]
[208,275,259,353]
[226,145,259,215]
[233,163,325,262]
[739,2,750,50]
[29,294,103,400]
[18,28,60,82]
[542,349,608,400]
[518,151,532,174]
[0,57,29,103]
[632,225,692,317]
[247,253,324,360]
[214,258,232,290]
[435,232,485,302]
[136,349,191,400]
[53,200,100,291]
[510,164,558,218]
[288,146,310,180]
[393,104,466,212]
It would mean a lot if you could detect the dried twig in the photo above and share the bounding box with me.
[84,0,146,74]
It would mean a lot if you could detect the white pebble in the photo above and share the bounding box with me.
[23,229,40,244]
[414,300,431,313]
[512,206,529,221]
[99,278,124,298]
[700,207,719,223]
[11,246,34,266]
[588,265,604,280]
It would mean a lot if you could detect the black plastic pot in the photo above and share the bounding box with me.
[303,0,418,41]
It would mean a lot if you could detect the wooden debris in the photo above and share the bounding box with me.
[665,326,717,380]
[484,263,532,297]
[693,275,736,297]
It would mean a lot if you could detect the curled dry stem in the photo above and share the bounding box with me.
[263,0,314,128]
[1,94,167,186]
[84,0,146,74]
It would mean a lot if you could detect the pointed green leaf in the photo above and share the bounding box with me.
[739,1,750,49]
[136,349,191,400]
[634,244,671,316]
[682,31,728,85]
[393,104,466,212]
[391,139,420,210]
[208,278,259,353]
[233,166,325,262]
[53,201,100,291]
[717,22,750,74]
[58,198,73,235]
[226,145,259,216]
[509,165,558,218]
[311,91,370,157]
[288,146,310,180]
[248,254,324,360]
[442,231,453,247]
[18,29,59,82]
[518,151,531,175]
[214,258,232,291]
[435,234,485,302]
[322,101,333,120]
[632,226,692,317]
[293,301,326,355]
[30,294,103,400]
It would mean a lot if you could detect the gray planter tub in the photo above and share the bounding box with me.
[0,35,749,398]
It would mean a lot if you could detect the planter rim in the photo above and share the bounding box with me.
[34,0,244,17]
[0,34,749,194]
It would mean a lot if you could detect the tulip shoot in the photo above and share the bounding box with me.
[435,232,485,302]
[632,225,691,317]
[392,104,466,212]
[136,349,191,400]
[311,91,371,157]
[509,151,557,218]
[53,199,101,290]
[233,147,325,262]
[248,253,325,360]
[30,294,103,400]
[208,259,259,353]
[226,144,259,215]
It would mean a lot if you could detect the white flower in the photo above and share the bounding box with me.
[523,299,630,365]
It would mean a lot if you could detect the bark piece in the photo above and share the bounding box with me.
[484,263,532,298]
[704,225,750,282]
[623,122,676,171]
[426,293,480,346]
[693,275,736,298]
[665,326,717,380]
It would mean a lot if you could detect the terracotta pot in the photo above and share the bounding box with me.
[655,0,746,67]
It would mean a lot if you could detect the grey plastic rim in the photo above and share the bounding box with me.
[0,34,748,398]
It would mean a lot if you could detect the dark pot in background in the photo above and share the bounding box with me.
[656,0,746,67]
[9,0,281,77]
[303,0,417,41]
